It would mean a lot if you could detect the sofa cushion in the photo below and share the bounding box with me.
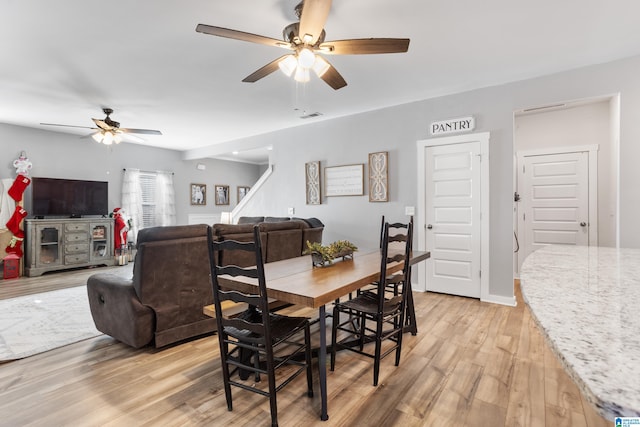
[137,224,209,246]
[265,228,303,262]
[237,216,264,224]
[259,220,303,232]
[213,223,256,236]
[264,216,291,223]
[295,217,324,228]
[220,231,268,267]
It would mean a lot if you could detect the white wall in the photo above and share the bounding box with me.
[0,124,263,225]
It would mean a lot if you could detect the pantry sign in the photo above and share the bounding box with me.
[430,116,475,136]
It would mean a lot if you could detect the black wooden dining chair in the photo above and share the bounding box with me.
[207,225,313,427]
[330,219,413,386]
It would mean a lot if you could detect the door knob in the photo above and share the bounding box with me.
[427,224,433,229]
[580,222,587,227]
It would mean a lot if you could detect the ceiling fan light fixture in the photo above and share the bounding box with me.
[114,133,122,144]
[102,131,114,145]
[91,132,103,143]
[278,55,298,77]
[294,66,310,83]
[312,56,330,77]
[297,48,315,69]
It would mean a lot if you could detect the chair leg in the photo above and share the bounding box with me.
[253,345,261,383]
[358,313,366,352]
[266,355,278,427]
[219,335,234,411]
[373,317,383,386]
[305,323,314,397]
[395,308,406,367]
[330,306,339,371]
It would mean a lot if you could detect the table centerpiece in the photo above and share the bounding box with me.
[304,240,358,268]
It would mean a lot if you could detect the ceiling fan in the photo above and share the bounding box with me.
[41,108,162,145]
[196,0,410,90]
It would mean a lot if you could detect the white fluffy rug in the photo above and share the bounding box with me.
[0,286,101,360]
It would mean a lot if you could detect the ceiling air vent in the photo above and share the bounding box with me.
[300,112,323,119]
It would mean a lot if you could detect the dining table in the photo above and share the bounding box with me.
[204,248,430,421]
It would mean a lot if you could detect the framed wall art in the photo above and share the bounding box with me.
[305,161,321,204]
[237,186,250,203]
[214,185,230,205]
[324,164,364,197]
[368,151,389,202]
[190,183,206,205]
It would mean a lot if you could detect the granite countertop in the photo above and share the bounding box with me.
[520,245,640,420]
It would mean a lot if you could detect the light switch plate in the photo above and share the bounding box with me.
[405,206,415,216]
[288,207,295,215]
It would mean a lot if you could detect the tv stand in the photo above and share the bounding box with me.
[24,218,115,277]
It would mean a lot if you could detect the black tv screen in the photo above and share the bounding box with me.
[31,177,109,217]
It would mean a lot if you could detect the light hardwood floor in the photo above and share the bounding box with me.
[0,268,611,426]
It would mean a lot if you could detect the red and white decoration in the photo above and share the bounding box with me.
[4,152,32,261]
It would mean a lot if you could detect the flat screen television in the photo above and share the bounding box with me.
[31,177,109,218]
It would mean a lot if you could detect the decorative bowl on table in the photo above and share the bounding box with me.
[305,240,358,268]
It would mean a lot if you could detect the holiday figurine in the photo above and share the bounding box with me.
[8,152,32,202]
[13,153,33,176]
[5,230,24,258]
[111,208,130,255]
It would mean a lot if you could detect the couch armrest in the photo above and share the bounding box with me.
[87,273,155,348]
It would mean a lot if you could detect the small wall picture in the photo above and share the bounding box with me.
[215,185,230,205]
[305,161,321,205]
[368,151,389,202]
[237,186,250,203]
[191,183,206,205]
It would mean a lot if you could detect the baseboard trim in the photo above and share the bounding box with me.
[481,293,517,307]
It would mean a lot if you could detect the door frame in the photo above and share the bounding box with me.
[416,132,490,301]
[516,144,598,272]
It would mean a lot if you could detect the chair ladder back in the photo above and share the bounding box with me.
[376,222,391,313]
[208,225,271,330]
[377,220,413,311]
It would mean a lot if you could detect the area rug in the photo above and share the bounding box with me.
[0,286,101,360]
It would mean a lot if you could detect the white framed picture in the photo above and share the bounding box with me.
[324,164,364,197]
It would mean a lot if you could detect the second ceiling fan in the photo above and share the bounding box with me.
[196,0,410,90]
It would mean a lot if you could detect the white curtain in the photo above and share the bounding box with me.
[121,169,143,242]
[155,171,176,226]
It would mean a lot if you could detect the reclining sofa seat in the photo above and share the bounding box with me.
[87,224,215,348]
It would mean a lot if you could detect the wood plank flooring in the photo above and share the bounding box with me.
[0,269,611,426]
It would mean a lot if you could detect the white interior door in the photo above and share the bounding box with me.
[519,151,589,264]
[425,141,482,298]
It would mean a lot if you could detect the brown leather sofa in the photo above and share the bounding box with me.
[86,218,323,348]
[87,224,214,348]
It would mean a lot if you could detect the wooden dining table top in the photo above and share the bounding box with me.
[206,249,430,310]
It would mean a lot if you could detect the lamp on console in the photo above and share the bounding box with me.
[220,212,232,224]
